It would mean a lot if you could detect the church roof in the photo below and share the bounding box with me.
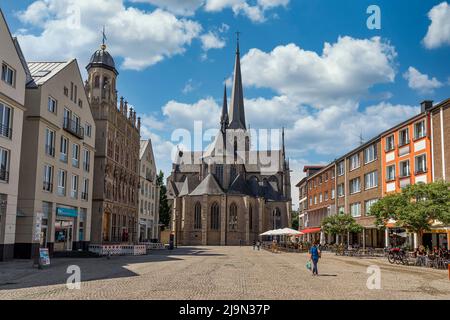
[228,36,246,130]
[189,174,224,196]
[228,174,253,196]
[179,176,199,197]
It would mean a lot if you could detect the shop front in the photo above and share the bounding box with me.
[54,207,77,252]
[422,228,449,250]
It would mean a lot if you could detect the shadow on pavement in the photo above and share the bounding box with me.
[0,246,224,291]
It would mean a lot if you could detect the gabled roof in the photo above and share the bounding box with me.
[189,174,224,196]
[228,174,253,196]
[27,61,71,87]
[179,176,199,197]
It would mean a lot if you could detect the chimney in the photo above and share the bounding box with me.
[120,96,124,113]
[421,100,433,113]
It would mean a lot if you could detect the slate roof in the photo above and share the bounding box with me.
[189,174,224,196]
[178,176,199,197]
[228,174,253,196]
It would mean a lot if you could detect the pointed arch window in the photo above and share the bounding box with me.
[249,205,253,231]
[194,202,202,230]
[94,75,100,88]
[229,203,238,231]
[210,202,220,230]
[273,207,281,229]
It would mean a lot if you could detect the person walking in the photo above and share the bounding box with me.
[309,240,321,276]
[257,240,261,251]
[253,240,256,250]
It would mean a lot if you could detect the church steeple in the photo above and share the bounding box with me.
[228,32,246,130]
[220,84,229,133]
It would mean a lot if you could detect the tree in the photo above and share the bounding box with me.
[156,170,171,229]
[291,211,299,230]
[321,214,363,245]
[370,181,450,245]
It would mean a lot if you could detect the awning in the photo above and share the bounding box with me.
[298,227,321,234]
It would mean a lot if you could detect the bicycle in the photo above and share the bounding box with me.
[387,248,409,265]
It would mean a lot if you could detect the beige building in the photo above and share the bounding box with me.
[138,139,160,242]
[85,43,141,244]
[0,10,27,261]
[167,40,292,246]
[15,60,96,258]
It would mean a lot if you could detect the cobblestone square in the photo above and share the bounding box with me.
[0,246,449,300]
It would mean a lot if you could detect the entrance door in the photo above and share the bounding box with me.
[54,220,73,251]
[102,212,110,242]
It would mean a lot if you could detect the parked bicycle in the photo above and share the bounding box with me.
[387,248,409,265]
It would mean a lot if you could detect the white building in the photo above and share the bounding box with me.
[138,139,160,242]
[0,10,27,261]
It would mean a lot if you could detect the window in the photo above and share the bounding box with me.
[71,174,78,199]
[64,86,69,96]
[194,202,202,230]
[85,123,92,137]
[314,195,317,205]
[399,128,409,146]
[83,149,90,172]
[399,160,410,178]
[331,170,335,180]
[365,199,378,216]
[414,120,426,140]
[324,173,328,182]
[350,203,361,217]
[309,197,312,206]
[324,191,328,202]
[385,135,395,151]
[337,161,345,176]
[364,144,377,164]
[349,154,360,170]
[229,203,238,231]
[0,148,9,182]
[57,170,66,196]
[78,99,83,108]
[43,165,53,192]
[338,206,345,214]
[210,202,220,230]
[48,97,57,113]
[386,165,396,181]
[331,188,335,200]
[72,143,80,167]
[338,183,345,197]
[45,128,55,157]
[70,82,74,101]
[60,136,68,163]
[415,154,427,174]
[1,63,15,86]
[319,176,322,185]
[273,208,281,229]
[319,193,323,203]
[94,76,100,88]
[350,177,361,194]
[0,103,12,139]
[82,178,89,200]
[365,171,378,189]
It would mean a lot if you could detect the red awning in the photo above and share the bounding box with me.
[298,227,321,235]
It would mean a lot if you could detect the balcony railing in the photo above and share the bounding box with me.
[71,190,78,199]
[43,182,53,192]
[60,153,68,163]
[83,162,90,172]
[63,118,84,139]
[0,169,9,182]
[81,192,88,200]
[0,124,12,139]
[57,187,65,196]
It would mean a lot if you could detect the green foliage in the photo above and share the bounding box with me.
[321,213,363,237]
[291,212,299,230]
[370,181,450,236]
[156,170,171,228]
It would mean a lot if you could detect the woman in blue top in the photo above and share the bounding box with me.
[309,241,321,276]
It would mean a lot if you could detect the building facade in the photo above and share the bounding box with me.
[86,43,141,244]
[16,60,96,258]
[167,40,292,246]
[0,10,27,260]
[138,139,160,242]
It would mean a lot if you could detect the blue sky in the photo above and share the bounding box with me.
[1,0,449,206]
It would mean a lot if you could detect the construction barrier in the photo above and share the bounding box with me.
[88,244,147,256]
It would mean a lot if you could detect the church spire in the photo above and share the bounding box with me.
[220,84,229,133]
[228,32,246,130]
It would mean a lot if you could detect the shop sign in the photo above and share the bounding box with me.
[39,248,50,266]
[57,207,78,218]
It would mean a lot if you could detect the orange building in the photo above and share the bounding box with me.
[381,102,433,195]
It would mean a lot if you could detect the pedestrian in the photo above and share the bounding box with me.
[253,240,256,250]
[257,240,261,251]
[309,240,321,276]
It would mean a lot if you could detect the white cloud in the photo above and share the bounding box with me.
[423,2,450,49]
[16,0,202,71]
[182,78,202,94]
[240,36,397,107]
[204,0,288,22]
[200,31,226,51]
[129,0,205,16]
[403,66,443,94]
[162,97,221,130]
